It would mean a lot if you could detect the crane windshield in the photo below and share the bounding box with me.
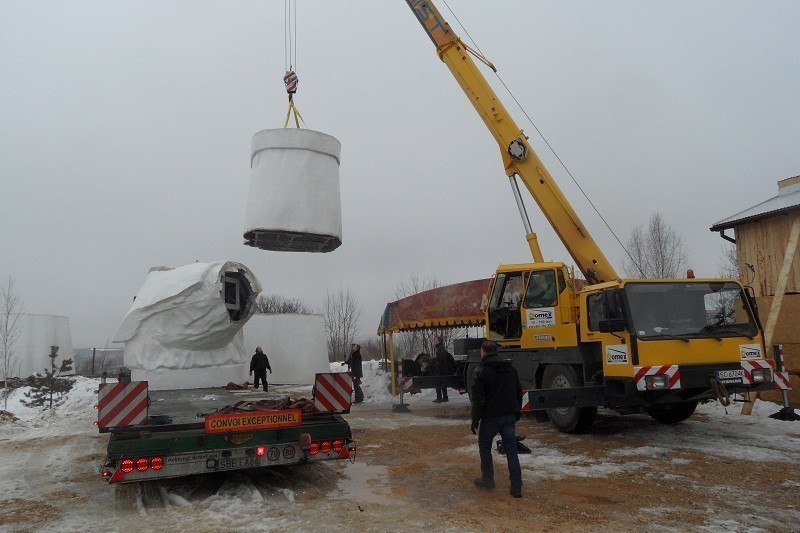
[623,282,758,340]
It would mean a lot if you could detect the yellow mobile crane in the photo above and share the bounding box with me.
[405,0,776,432]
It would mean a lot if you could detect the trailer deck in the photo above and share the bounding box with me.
[146,386,314,427]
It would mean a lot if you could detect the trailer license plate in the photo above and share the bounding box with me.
[217,457,260,471]
[714,369,744,384]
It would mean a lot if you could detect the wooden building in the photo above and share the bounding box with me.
[711,175,800,404]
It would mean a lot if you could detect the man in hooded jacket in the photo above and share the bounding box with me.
[470,340,523,498]
[343,343,364,403]
[249,346,272,391]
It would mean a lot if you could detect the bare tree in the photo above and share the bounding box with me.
[717,244,740,279]
[358,337,381,361]
[255,293,312,314]
[323,286,363,363]
[622,212,689,278]
[392,274,462,362]
[1,278,24,410]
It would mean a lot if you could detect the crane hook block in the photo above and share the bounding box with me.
[284,71,298,94]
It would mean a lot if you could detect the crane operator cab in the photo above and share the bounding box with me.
[486,263,573,344]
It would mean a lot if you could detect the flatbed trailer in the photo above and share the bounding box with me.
[98,373,355,484]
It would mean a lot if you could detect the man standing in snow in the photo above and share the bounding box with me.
[249,346,272,391]
[432,336,455,403]
[470,340,523,498]
[343,343,364,404]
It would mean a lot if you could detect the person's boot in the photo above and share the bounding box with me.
[474,477,495,490]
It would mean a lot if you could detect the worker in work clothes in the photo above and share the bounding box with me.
[343,343,364,403]
[432,336,455,403]
[249,346,272,391]
[471,340,523,498]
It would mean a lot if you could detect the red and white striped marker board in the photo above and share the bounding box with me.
[97,381,149,429]
[313,372,353,413]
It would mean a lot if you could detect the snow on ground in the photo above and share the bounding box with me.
[1,361,799,532]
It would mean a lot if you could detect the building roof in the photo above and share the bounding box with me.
[710,176,800,232]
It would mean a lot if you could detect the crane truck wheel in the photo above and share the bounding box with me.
[541,364,597,433]
[645,401,698,424]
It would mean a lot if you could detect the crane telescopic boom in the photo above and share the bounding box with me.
[404,0,617,284]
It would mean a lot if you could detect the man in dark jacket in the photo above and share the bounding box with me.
[432,336,455,403]
[249,346,272,391]
[470,340,523,498]
[343,343,364,403]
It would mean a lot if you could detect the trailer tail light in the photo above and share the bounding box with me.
[120,459,135,473]
[332,440,343,452]
[119,456,163,474]
[309,442,320,455]
[150,456,164,471]
[256,445,266,457]
[321,441,332,454]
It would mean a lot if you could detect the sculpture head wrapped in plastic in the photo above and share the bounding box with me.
[113,261,262,390]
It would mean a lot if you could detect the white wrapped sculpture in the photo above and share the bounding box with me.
[113,261,262,390]
[244,128,342,252]
[242,313,330,386]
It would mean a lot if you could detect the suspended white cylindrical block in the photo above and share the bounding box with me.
[244,128,342,253]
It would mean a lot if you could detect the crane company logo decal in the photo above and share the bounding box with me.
[527,307,556,328]
[739,344,762,360]
[205,409,302,434]
[605,345,629,365]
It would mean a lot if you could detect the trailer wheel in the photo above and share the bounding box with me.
[646,401,697,424]
[541,364,597,433]
[114,484,138,515]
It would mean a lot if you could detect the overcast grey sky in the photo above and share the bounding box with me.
[2,1,799,348]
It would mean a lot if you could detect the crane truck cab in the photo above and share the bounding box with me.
[486,262,579,350]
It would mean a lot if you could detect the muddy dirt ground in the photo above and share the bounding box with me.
[2,391,799,532]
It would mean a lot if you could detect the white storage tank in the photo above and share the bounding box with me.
[242,313,330,386]
[244,128,342,253]
[11,314,74,378]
